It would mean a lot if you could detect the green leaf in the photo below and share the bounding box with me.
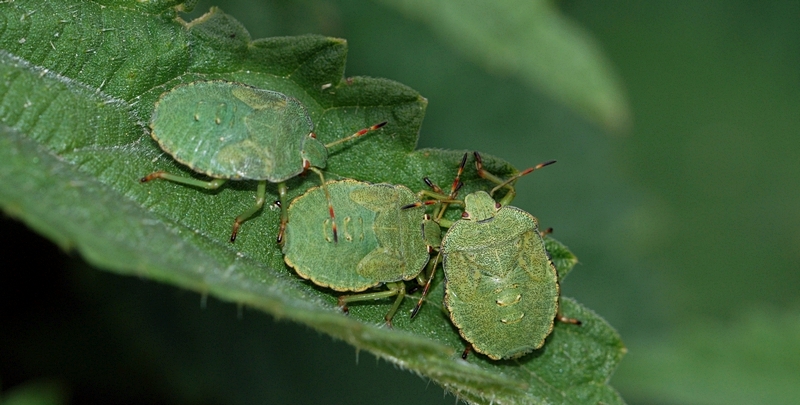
[546,235,579,281]
[374,0,632,133]
[0,2,625,404]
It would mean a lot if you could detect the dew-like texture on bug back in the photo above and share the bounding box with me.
[149,81,314,181]
[283,180,431,292]
[442,193,559,360]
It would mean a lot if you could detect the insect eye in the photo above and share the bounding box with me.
[495,202,502,209]
[461,212,470,219]
[309,132,317,139]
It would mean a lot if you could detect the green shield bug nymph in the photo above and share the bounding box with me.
[282,179,441,326]
[413,152,580,360]
[141,80,386,242]
[443,190,563,360]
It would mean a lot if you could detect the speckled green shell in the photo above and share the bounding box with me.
[283,179,439,292]
[149,80,325,182]
[442,191,559,360]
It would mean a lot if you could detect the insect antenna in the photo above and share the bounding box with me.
[434,153,468,221]
[411,153,469,318]
[489,160,555,196]
[474,151,556,205]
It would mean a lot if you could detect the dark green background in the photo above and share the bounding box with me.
[3,1,798,404]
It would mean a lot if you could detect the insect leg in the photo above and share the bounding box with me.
[337,282,406,327]
[276,182,289,244]
[461,344,473,360]
[230,180,267,242]
[384,282,407,328]
[556,305,582,326]
[140,171,227,190]
[410,249,442,319]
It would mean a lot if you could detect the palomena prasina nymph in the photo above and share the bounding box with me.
[141,80,385,242]
[412,152,580,360]
[282,179,441,326]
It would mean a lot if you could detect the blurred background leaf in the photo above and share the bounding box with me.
[3,0,800,404]
[374,0,632,133]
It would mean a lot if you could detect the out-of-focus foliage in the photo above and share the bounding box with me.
[375,0,631,133]
[1,379,68,405]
